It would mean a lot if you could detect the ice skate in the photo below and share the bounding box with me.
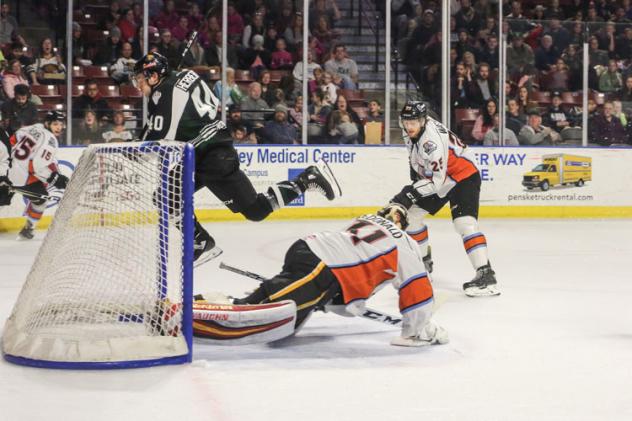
[16,221,35,241]
[193,230,222,267]
[296,161,342,201]
[463,263,500,297]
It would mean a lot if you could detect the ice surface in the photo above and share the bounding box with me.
[1,218,631,421]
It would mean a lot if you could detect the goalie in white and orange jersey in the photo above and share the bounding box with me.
[196,206,449,347]
[0,111,68,240]
[379,100,499,297]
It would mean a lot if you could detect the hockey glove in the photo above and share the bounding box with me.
[389,185,421,209]
[0,174,12,187]
[47,172,69,189]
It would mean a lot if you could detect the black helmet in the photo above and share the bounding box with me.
[44,110,65,124]
[134,52,169,79]
[400,101,427,121]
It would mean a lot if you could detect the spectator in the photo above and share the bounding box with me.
[98,1,121,31]
[453,28,477,62]
[612,100,628,128]
[2,59,29,99]
[258,70,278,106]
[474,0,494,19]
[451,61,474,109]
[615,27,632,60]
[367,99,383,123]
[275,4,294,34]
[506,32,535,75]
[259,104,298,144]
[0,3,18,45]
[284,13,305,52]
[186,3,204,31]
[569,21,586,46]
[110,42,137,84]
[545,0,565,20]
[293,49,322,84]
[157,28,180,69]
[226,104,257,143]
[118,8,138,43]
[278,75,297,104]
[212,67,243,106]
[321,71,338,104]
[476,34,499,70]
[70,22,91,66]
[483,114,520,146]
[94,27,123,66]
[516,85,538,115]
[472,98,497,144]
[313,15,340,53]
[75,110,103,145]
[589,36,609,67]
[519,110,561,145]
[327,94,364,144]
[227,3,245,45]
[153,0,180,31]
[469,63,497,108]
[199,15,220,49]
[308,35,326,62]
[6,42,33,70]
[541,58,570,92]
[309,0,341,31]
[617,75,632,102]
[72,79,112,121]
[204,31,239,69]
[307,90,332,142]
[596,21,617,56]
[27,38,66,85]
[599,59,623,93]
[532,5,546,22]
[544,18,571,53]
[406,9,437,66]
[561,44,583,91]
[241,34,271,78]
[505,98,526,137]
[454,0,481,37]
[240,82,269,122]
[270,38,294,70]
[178,36,205,67]
[288,95,303,134]
[102,111,134,142]
[506,1,530,34]
[242,12,266,49]
[1,84,38,134]
[171,15,191,43]
[543,91,579,141]
[591,101,628,145]
[231,124,254,144]
[324,44,359,89]
[535,35,560,72]
[132,2,144,25]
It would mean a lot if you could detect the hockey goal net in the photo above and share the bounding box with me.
[2,142,194,369]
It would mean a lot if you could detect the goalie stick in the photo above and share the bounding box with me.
[218,262,403,327]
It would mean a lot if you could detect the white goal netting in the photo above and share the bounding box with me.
[2,142,194,368]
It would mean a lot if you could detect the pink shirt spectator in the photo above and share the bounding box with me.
[153,8,180,31]
[227,11,244,37]
[2,71,29,99]
[118,19,137,43]
[271,50,294,69]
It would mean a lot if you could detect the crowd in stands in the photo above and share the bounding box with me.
[0,0,387,145]
[397,0,632,146]
[1,0,631,147]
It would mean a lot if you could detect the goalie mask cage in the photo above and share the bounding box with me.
[1,142,194,369]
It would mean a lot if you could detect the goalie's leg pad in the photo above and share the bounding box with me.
[192,300,297,345]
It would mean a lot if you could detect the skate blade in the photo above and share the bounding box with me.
[16,233,34,241]
[464,285,501,297]
[193,246,223,268]
[319,159,342,199]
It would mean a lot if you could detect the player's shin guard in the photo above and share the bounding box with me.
[406,207,433,272]
[454,216,489,270]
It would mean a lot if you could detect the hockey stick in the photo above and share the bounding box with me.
[176,30,199,71]
[9,186,54,201]
[218,262,402,327]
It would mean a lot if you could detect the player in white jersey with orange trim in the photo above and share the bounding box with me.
[378,100,499,297]
[228,206,448,347]
[0,111,68,240]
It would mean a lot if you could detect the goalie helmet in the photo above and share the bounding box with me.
[379,203,409,230]
[134,52,169,80]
